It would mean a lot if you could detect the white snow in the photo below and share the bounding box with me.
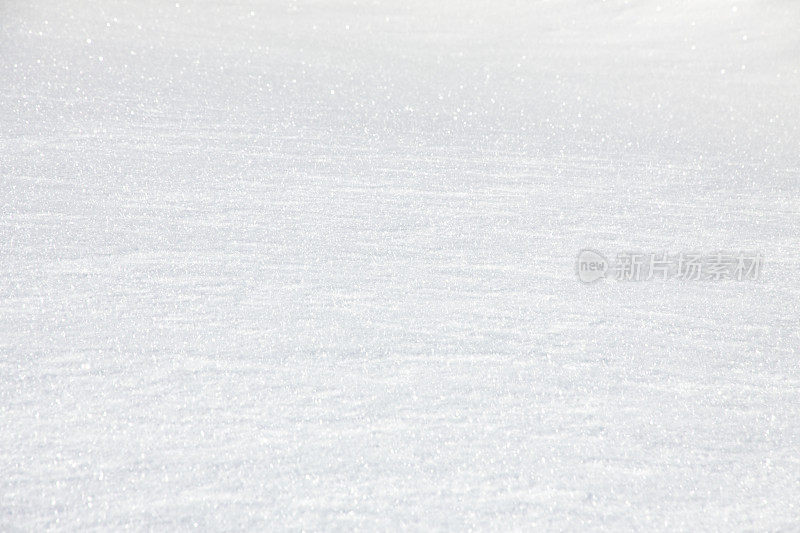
[1,0,799,529]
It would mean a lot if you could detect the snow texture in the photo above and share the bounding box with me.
[1,0,799,530]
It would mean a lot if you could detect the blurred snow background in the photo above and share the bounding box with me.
[1,0,799,529]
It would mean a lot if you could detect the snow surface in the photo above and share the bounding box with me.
[2,0,800,529]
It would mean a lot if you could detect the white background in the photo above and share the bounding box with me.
[2,0,799,529]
